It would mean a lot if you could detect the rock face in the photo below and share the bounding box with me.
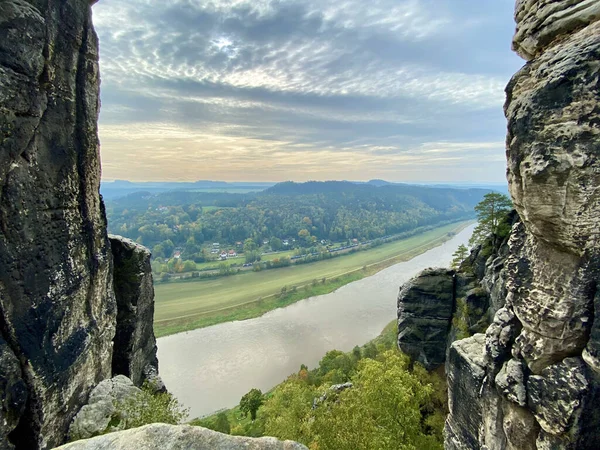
[397,269,456,370]
[55,424,308,450]
[0,0,115,448]
[0,2,159,448]
[444,2,600,449]
[397,214,517,371]
[109,236,158,386]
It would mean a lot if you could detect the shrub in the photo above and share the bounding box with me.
[119,383,189,429]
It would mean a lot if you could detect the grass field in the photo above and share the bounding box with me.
[154,221,471,337]
[194,249,296,271]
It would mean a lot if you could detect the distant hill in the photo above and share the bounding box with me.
[105,180,488,259]
[100,180,274,200]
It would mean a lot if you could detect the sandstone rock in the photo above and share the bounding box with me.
[69,376,141,441]
[56,424,308,450]
[495,359,527,407]
[109,235,158,386]
[513,0,600,60]
[444,334,486,450]
[0,0,115,447]
[397,269,455,370]
[445,5,600,448]
[507,20,600,257]
[527,358,588,437]
[312,382,353,409]
[0,337,27,450]
[501,403,539,450]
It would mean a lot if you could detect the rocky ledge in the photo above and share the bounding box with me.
[55,424,307,450]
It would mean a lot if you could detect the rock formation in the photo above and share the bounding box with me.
[0,0,115,447]
[0,1,153,448]
[397,213,517,371]
[55,424,308,450]
[68,376,142,442]
[0,2,303,449]
[398,3,600,448]
[109,236,158,386]
[444,2,600,449]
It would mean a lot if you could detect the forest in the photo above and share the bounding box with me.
[192,321,447,450]
[105,181,488,271]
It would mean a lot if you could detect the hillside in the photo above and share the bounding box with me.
[105,181,488,262]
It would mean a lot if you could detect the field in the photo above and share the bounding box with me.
[194,249,296,271]
[154,221,471,337]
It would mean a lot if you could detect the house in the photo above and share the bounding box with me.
[220,251,228,260]
[263,240,269,245]
[283,239,289,246]
[235,241,243,247]
[212,242,220,248]
[210,249,218,254]
[228,250,237,257]
[173,251,181,259]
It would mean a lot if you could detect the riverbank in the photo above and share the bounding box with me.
[154,220,472,337]
[156,224,475,417]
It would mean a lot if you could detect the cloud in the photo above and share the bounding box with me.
[93,0,522,182]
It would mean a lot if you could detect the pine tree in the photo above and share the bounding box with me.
[451,244,469,269]
[468,193,512,247]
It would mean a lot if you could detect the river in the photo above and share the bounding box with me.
[157,223,475,418]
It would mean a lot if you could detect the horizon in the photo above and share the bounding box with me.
[101,178,509,186]
[94,0,522,183]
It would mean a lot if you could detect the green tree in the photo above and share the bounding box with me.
[311,351,439,450]
[270,237,283,251]
[469,193,512,247]
[262,380,316,443]
[245,250,261,264]
[213,412,231,434]
[182,260,197,272]
[240,388,264,421]
[450,244,469,269]
[244,238,258,253]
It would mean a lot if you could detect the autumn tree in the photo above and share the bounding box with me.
[469,192,512,247]
[240,388,264,421]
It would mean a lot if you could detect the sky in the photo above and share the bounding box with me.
[93,0,523,183]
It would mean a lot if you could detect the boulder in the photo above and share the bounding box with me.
[56,424,308,450]
[69,376,141,441]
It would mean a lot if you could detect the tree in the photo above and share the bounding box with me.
[469,193,512,247]
[270,237,283,251]
[262,380,316,443]
[450,244,469,269]
[243,238,258,253]
[311,351,439,450]
[240,388,264,421]
[245,250,261,264]
[213,412,231,434]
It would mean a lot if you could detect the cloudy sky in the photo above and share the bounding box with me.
[93,0,523,183]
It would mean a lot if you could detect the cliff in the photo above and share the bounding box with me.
[398,2,600,449]
[397,211,517,371]
[0,2,304,449]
